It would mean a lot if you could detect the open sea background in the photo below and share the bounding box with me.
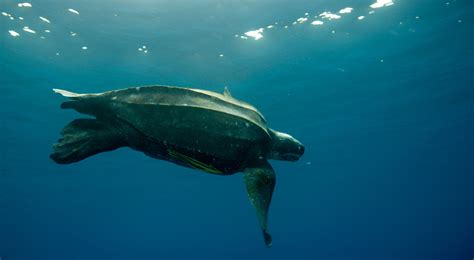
[1,0,473,259]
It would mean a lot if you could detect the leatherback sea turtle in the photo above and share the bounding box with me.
[51,85,305,247]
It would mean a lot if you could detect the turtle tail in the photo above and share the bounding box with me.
[53,88,105,117]
[50,118,125,164]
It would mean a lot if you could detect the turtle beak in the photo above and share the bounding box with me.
[281,139,304,161]
[298,143,305,156]
[289,141,305,161]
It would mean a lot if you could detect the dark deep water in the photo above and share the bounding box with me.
[1,0,473,259]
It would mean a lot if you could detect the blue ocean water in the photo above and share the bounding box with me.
[1,0,473,259]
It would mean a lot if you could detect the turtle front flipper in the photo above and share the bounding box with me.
[244,161,276,247]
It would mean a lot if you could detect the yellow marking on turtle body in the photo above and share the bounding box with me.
[168,149,223,174]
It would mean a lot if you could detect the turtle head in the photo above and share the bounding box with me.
[268,129,305,161]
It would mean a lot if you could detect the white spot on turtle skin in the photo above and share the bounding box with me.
[55,52,60,56]
[81,46,88,50]
[2,12,11,17]
[45,30,51,33]
[245,122,250,127]
[19,17,24,20]
[70,32,77,37]
[112,96,117,100]
[358,16,365,20]
[305,161,312,165]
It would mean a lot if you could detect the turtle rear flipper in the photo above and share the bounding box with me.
[50,119,125,164]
